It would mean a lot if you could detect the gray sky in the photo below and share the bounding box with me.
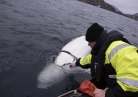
[104,0,138,15]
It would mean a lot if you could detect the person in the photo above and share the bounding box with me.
[69,23,138,97]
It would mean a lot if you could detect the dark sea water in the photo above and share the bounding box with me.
[0,0,138,97]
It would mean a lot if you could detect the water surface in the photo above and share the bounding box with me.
[0,0,138,97]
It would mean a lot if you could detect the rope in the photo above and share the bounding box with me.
[61,50,78,62]
[57,89,77,97]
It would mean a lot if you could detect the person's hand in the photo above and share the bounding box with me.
[69,63,76,69]
[94,89,105,97]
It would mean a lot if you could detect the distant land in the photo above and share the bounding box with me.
[134,13,138,17]
[78,0,138,21]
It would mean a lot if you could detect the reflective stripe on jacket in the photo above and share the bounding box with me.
[79,40,138,92]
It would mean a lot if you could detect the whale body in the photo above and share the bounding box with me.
[55,36,91,66]
[37,36,91,89]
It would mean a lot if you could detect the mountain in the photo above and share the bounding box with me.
[78,0,138,21]
[110,4,122,13]
[134,13,138,16]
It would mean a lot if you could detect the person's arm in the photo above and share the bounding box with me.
[105,41,138,97]
[70,54,92,69]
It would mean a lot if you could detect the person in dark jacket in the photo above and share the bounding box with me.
[70,23,138,97]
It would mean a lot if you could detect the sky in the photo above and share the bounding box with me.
[104,0,138,15]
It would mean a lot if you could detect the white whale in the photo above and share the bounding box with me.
[37,36,91,89]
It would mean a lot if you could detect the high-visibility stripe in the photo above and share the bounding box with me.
[118,78,138,88]
[108,44,130,60]
[109,75,116,78]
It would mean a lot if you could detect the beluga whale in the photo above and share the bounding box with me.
[37,36,91,89]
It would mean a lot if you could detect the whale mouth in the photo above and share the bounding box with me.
[37,63,65,89]
[37,63,90,89]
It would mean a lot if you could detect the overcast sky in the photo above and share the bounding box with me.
[104,0,138,15]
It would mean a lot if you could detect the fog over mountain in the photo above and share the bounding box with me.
[104,0,138,15]
[78,0,138,21]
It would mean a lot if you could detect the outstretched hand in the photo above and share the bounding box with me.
[94,89,105,97]
[69,63,76,68]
